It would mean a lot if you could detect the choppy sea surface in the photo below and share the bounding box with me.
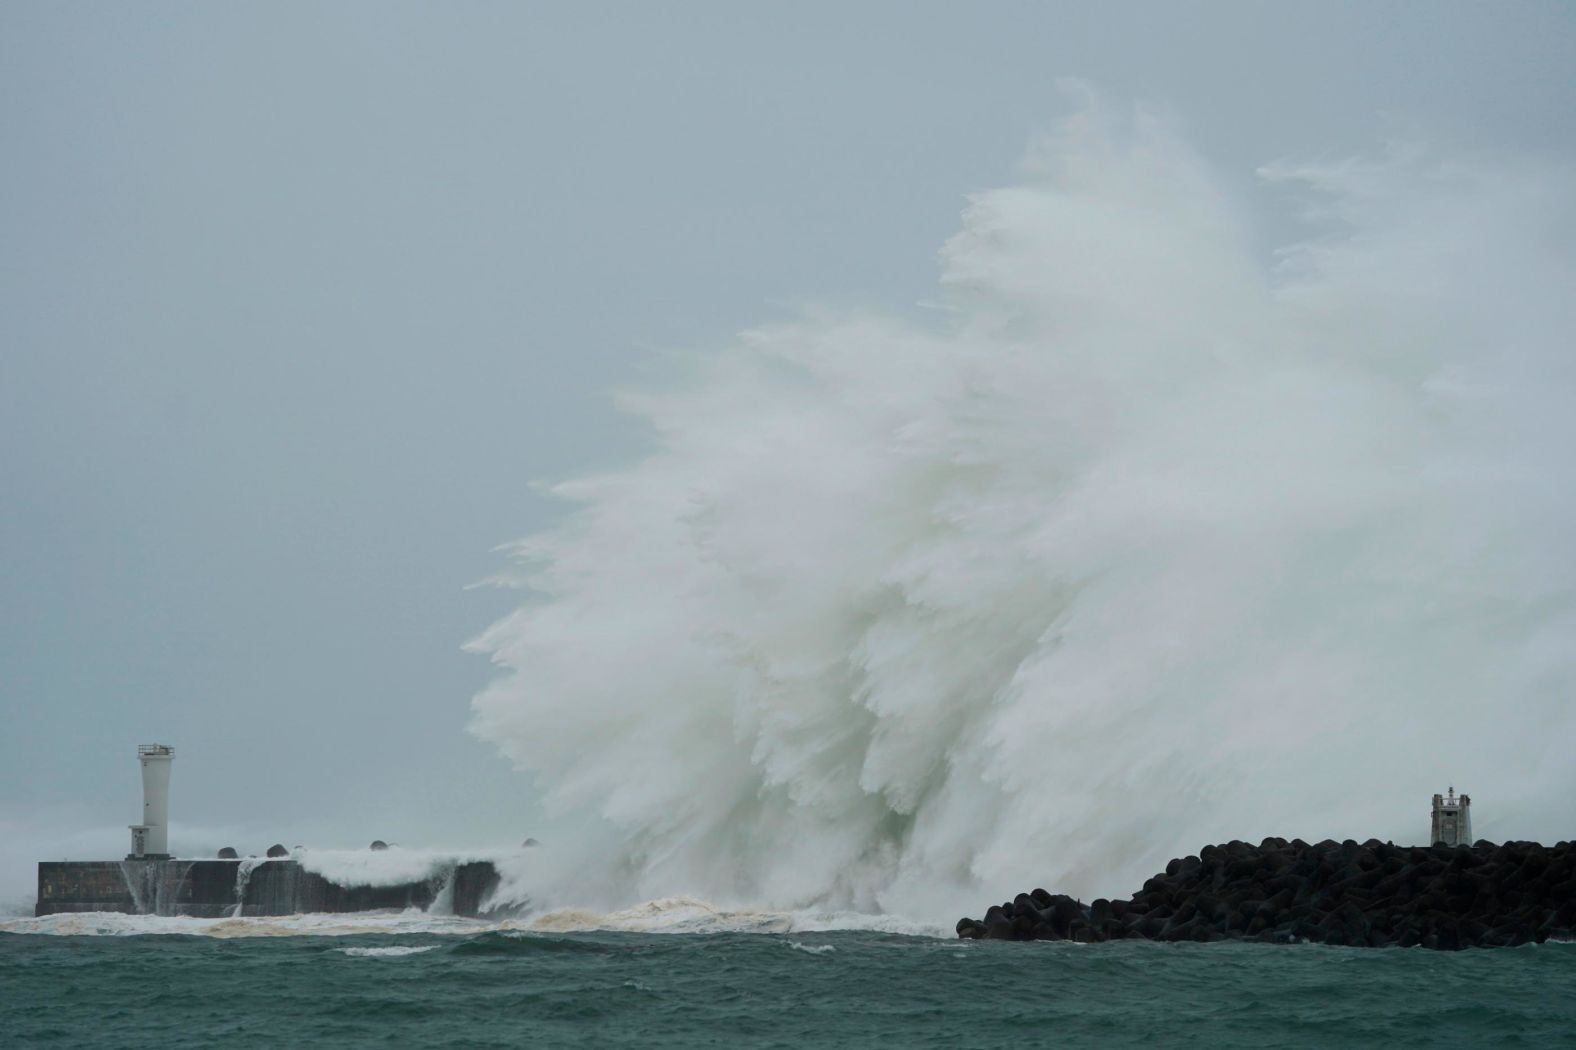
[3,908,1574,1048]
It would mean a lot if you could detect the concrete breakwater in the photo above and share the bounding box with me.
[36,859,502,919]
[957,839,1576,950]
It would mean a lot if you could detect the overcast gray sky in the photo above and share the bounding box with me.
[3,2,1573,903]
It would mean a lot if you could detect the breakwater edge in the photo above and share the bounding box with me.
[959,838,1576,949]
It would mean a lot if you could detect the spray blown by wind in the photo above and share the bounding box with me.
[470,102,1576,924]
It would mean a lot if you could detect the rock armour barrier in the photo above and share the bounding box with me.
[957,839,1576,950]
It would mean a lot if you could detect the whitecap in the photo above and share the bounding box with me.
[787,941,836,955]
[333,945,438,958]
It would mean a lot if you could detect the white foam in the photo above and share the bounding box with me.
[0,909,490,939]
[788,940,836,954]
[0,897,953,939]
[523,896,792,935]
[788,910,951,939]
[334,945,438,957]
[292,847,515,889]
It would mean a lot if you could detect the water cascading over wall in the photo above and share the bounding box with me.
[118,861,196,917]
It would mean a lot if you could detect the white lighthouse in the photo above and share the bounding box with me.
[128,744,174,860]
[1430,786,1472,847]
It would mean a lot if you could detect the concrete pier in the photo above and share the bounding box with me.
[36,859,502,919]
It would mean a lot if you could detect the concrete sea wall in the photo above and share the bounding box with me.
[36,859,501,919]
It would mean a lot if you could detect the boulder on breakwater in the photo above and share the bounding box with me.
[957,838,1576,950]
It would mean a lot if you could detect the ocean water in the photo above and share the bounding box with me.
[3,917,1574,1048]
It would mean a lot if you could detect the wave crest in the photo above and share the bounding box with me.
[469,100,1576,922]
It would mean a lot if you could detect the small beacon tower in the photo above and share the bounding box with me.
[128,743,175,860]
[1430,786,1471,847]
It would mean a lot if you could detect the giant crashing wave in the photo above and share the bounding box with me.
[468,100,1576,926]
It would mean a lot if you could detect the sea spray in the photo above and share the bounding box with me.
[291,846,529,916]
[469,100,1576,923]
[294,848,492,889]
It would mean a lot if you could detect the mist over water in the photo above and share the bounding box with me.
[469,103,1576,924]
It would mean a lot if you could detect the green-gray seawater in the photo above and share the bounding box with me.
[4,930,1574,1048]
